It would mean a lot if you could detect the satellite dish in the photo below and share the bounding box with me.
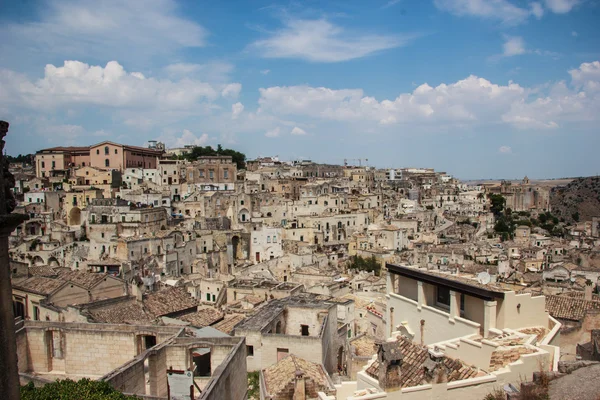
[477,271,491,285]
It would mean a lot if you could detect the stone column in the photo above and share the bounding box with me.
[483,300,497,338]
[449,291,460,321]
[417,281,425,310]
[386,272,397,294]
[0,121,29,400]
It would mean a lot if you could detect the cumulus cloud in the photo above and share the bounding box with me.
[571,31,578,37]
[498,145,512,154]
[231,102,244,119]
[1,0,207,65]
[258,60,600,130]
[544,0,579,13]
[221,83,242,98]
[569,61,600,91]
[0,60,229,111]
[503,36,526,56]
[170,129,209,147]
[265,127,281,138]
[290,127,307,135]
[249,18,416,62]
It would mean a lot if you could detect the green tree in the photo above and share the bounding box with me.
[488,194,506,216]
[21,379,139,400]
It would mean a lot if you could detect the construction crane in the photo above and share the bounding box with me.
[344,158,368,167]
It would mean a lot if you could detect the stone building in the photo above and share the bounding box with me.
[15,320,248,399]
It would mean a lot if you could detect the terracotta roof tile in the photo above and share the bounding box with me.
[143,287,198,318]
[179,308,224,327]
[87,299,154,325]
[13,276,66,295]
[545,294,600,321]
[366,336,477,388]
[262,355,334,399]
[212,314,245,334]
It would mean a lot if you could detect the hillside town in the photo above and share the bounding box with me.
[3,130,600,400]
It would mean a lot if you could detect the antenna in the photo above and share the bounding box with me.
[477,271,491,285]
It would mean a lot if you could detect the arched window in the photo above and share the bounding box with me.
[104,146,109,155]
[105,159,110,167]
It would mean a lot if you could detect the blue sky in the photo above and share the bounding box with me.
[1,0,599,179]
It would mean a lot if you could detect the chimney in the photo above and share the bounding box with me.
[132,283,144,302]
[585,281,594,301]
[293,372,306,400]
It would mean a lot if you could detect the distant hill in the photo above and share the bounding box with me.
[550,176,600,224]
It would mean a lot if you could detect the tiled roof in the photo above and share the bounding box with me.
[563,291,600,302]
[366,336,478,388]
[13,276,66,295]
[212,314,245,334]
[262,354,333,399]
[545,294,600,321]
[351,335,378,357]
[143,287,198,318]
[179,308,224,327]
[55,270,109,289]
[87,299,154,324]
[28,265,58,277]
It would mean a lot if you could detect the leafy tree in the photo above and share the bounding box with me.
[348,255,381,276]
[488,194,506,217]
[572,212,580,222]
[6,153,33,164]
[183,144,246,170]
[21,379,139,400]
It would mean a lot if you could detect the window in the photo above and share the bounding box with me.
[52,161,55,168]
[105,159,110,167]
[115,149,118,154]
[273,236,277,243]
[96,149,100,155]
[247,345,254,357]
[41,161,45,168]
[209,169,214,179]
[301,325,309,336]
[104,146,109,155]
[267,236,271,243]
[192,348,211,377]
[33,306,40,321]
[224,169,229,179]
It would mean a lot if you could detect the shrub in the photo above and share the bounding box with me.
[21,379,139,400]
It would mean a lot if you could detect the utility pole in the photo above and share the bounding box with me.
[0,121,28,400]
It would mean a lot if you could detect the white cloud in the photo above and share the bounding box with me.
[222,83,242,99]
[571,31,578,37]
[169,129,209,147]
[530,2,544,19]
[290,127,307,135]
[0,60,224,111]
[434,0,532,25]
[382,0,402,9]
[498,145,512,154]
[249,19,415,62]
[503,36,526,56]
[569,61,600,91]
[231,102,244,119]
[258,60,600,130]
[265,127,281,138]
[1,0,207,64]
[260,69,271,75]
[544,0,579,13]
